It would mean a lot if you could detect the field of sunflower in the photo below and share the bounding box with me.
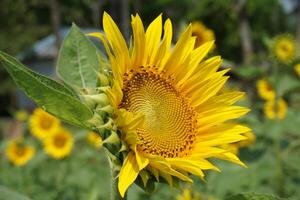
[0,1,300,200]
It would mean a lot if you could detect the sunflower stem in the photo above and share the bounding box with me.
[111,168,126,200]
[273,62,285,196]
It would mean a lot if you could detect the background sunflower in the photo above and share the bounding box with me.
[43,128,74,159]
[5,139,35,166]
[29,108,61,140]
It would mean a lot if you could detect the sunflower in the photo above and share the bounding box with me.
[264,99,287,120]
[43,128,74,159]
[29,108,61,140]
[294,63,300,77]
[89,13,250,197]
[6,139,35,166]
[256,79,275,101]
[87,131,103,149]
[272,34,297,64]
[191,21,215,49]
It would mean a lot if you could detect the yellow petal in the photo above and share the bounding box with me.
[103,12,130,72]
[146,14,162,64]
[131,14,146,68]
[192,147,226,158]
[215,152,247,167]
[135,150,149,170]
[164,25,193,75]
[87,32,123,89]
[197,106,250,127]
[116,109,145,132]
[182,56,222,90]
[118,152,140,197]
[186,69,230,107]
[196,91,245,112]
[155,19,172,69]
[150,160,193,182]
[177,41,215,86]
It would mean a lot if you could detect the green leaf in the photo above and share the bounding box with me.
[276,74,300,96]
[0,51,93,128]
[226,193,286,200]
[57,23,100,88]
[233,66,265,79]
[0,185,31,200]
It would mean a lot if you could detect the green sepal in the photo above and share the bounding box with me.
[0,51,93,129]
[135,176,156,194]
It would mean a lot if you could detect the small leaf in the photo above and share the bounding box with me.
[0,51,93,128]
[0,185,31,200]
[57,23,100,88]
[226,193,286,200]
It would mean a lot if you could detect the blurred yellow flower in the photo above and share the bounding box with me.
[264,99,287,120]
[29,108,61,140]
[294,63,300,77]
[177,188,201,200]
[44,129,74,159]
[191,21,215,49]
[15,110,29,122]
[272,34,296,64]
[6,139,35,166]
[87,132,102,149]
[256,79,275,100]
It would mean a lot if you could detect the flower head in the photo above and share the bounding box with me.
[29,108,61,140]
[271,34,297,64]
[191,21,215,49]
[264,99,287,120]
[294,63,300,77]
[256,79,275,100]
[43,128,74,159]
[6,139,35,166]
[89,13,250,197]
[87,132,102,149]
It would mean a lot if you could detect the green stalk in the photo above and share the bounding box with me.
[273,63,285,197]
[111,169,127,200]
[106,152,126,200]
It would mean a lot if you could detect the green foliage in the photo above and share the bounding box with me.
[0,51,93,128]
[0,186,31,200]
[226,193,286,200]
[0,135,111,200]
[57,24,101,89]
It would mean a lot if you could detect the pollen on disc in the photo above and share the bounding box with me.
[120,67,197,158]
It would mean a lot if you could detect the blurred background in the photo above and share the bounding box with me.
[0,0,300,200]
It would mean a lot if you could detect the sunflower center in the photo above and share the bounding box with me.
[120,67,197,158]
[14,146,26,157]
[54,135,67,148]
[40,118,53,130]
